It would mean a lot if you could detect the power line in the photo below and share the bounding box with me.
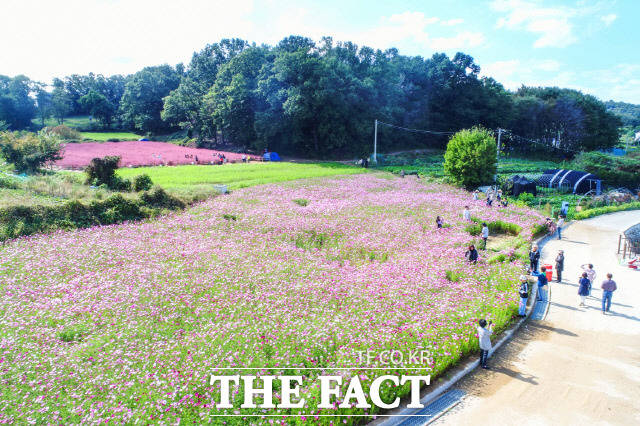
[376,120,455,136]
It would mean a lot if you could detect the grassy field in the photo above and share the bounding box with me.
[31,115,93,129]
[80,131,141,141]
[117,162,367,190]
[376,151,563,178]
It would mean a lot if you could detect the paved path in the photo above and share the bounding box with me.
[431,210,640,425]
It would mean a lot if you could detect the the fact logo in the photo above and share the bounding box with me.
[209,374,431,410]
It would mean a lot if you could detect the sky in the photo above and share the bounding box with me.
[1,0,639,103]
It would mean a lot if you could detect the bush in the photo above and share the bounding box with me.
[85,156,130,190]
[0,131,63,173]
[133,174,153,191]
[0,188,187,241]
[573,151,640,189]
[444,127,497,189]
[46,125,81,141]
[140,187,185,210]
[293,198,309,207]
[573,202,640,220]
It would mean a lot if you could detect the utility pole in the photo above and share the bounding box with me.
[373,119,378,163]
[495,128,502,189]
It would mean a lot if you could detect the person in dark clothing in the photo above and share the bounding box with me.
[465,244,478,264]
[436,216,443,228]
[578,272,590,306]
[555,250,564,282]
[529,245,540,272]
[530,267,548,301]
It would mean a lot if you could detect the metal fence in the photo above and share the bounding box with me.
[618,234,640,260]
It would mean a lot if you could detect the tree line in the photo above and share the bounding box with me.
[0,35,623,157]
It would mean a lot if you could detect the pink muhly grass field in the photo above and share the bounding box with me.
[54,141,257,169]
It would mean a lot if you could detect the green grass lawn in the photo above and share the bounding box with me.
[117,162,367,190]
[80,132,141,141]
[31,115,93,129]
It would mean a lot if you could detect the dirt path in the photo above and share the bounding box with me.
[432,210,640,425]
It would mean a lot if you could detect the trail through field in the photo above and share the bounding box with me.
[432,210,640,425]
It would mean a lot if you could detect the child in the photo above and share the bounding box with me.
[581,264,596,296]
[481,223,489,249]
[436,216,443,228]
[518,275,529,317]
[463,206,471,222]
[477,319,494,369]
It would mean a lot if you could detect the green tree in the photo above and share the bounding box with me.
[0,130,63,173]
[119,65,181,133]
[444,127,497,189]
[0,75,36,129]
[51,79,72,124]
[79,90,116,128]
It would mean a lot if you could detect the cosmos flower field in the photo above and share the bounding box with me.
[0,174,545,424]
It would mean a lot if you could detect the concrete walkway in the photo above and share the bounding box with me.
[432,210,640,425]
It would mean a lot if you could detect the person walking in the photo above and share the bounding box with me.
[529,245,540,272]
[581,264,596,296]
[531,266,549,301]
[465,244,478,264]
[600,273,617,314]
[518,275,529,317]
[481,223,489,249]
[555,250,564,283]
[436,216,443,228]
[578,272,590,306]
[477,319,494,369]
[463,206,471,222]
[556,215,565,240]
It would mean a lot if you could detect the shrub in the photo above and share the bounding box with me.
[46,125,81,141]
[444,127,497,189]
[573,202,640,220]
[133,174,153,191]
[293,198,309,207]
[0,188,187,241]
[489,220,521,236]
[140,187,185,209]
[445,270,464,282]
[532,223,548,238]
[0,131,63,173]
[85,156,130,190]
[465,223,482,236]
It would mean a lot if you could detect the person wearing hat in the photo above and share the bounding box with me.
[555,250,564,283]
[518,275,529,317]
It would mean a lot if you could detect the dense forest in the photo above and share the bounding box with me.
[0,36,626,157]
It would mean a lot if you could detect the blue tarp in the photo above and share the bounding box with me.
[263,152,281,161]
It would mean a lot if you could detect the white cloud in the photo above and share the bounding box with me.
[491,0,579,48]
[429,31,485,50]
[441,18,464,26]
[601,13,617,26]
[0,0,256,82]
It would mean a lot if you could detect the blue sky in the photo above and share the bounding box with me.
[1,0,639,103]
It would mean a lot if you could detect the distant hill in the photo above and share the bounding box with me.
[605,100,640,126]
